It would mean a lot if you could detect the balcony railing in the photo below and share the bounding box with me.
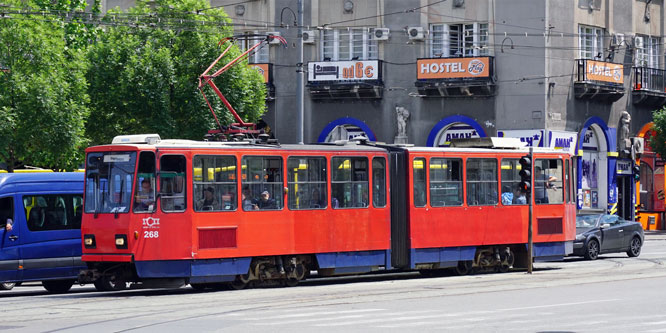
[633,66,666,93]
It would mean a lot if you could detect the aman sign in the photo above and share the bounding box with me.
[584,60,623,84]
[417,57,490,80]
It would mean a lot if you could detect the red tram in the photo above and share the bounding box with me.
[79,135,575,290]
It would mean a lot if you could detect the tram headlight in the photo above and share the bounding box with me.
[115,234,128,249]
[83,234,96,249]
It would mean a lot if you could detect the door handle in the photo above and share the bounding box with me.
[618,229,623,232]
[8,235,18,241]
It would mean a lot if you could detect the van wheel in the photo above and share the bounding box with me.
[42,280,75,293]
[0,282,16,290]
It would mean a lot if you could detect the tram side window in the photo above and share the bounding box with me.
[413,158,426,207]
[160,155,187,212]
[331,157,369,209]
[134,151,156,213]
[193,155,237,212]
[500,159,526,205]
[23,195,82,231]
[534,159,564,204]
[288,157,327,210]
[430,158,462,207]
[372,157,387,208]
[467,158,498,206]
[242,156,283,210]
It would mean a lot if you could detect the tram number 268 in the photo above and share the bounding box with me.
[144,230,160,239]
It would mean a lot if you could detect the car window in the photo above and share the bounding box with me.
[576,215,600,228]
[601,215,620,226]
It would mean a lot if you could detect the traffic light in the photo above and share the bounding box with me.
[518,156,532,193]
[633,164,640,182]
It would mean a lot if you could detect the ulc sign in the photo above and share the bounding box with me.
[308,60,380,82]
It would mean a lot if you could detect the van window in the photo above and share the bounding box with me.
[0,197,13,226]
[23,195,83,231]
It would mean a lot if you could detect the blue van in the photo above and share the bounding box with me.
[0,173,84,293]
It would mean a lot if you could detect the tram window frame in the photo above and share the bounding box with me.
[193,155,238,212]
[565,159,571,203]
[534,158,564,205]
[372,157,387,208]
[331,156,369,209]
[466,158,498,206]
[500,158,527,206]
[413,157,427,207]
[241,156,284,211]
[133,151,156,214]
[159,154,187,213]
[287,156,327,210]
[429,158,463,207]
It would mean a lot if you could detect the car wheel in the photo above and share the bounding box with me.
[627,236,642,257]
[584,239,600,260]
[42,280,75,293]
[0,282,16,290]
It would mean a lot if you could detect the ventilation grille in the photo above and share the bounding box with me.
[537,218,563,235]
[199,228,237,249]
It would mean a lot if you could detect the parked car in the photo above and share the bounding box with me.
[573,214,644,260]
[0,173,84,292]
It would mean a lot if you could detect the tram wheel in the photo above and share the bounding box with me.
[229,277,248,290]
[42,280,75,293]
[284,278,299,287]
[94,276,128,291]
[454,261,473,276]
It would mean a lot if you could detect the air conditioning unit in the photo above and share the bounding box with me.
[632,137,645,155]
[634,35,644,49]
[407,27,425,40]
[267,31,282,44]
[611,33,625,47]
[372,28,390,41]
[302,30,315,44]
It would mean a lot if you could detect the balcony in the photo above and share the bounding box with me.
[414,56,495,98]
[632,66,666,107]
[574,59,625,103]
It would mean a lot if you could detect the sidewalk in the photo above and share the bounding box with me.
[644,230,666,241]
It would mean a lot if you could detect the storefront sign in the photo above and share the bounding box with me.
[417,57,490,80]
[248,64,270,83]
[617,160,632,175]
[585,60,623,85]
[497,129,545,147]
[582,129,599,151]
[436,123,480,146]
[548,130,577,155]
[308,61,379,82]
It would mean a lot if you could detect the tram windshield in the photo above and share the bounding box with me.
[85,152,137,214]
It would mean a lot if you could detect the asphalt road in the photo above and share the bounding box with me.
[3,233,666,332]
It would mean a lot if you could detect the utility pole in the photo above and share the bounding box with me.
[296,0,304,144]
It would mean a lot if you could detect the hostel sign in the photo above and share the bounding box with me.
[417,57,491,80]
[583,60,623,85]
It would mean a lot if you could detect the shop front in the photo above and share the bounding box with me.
[636,123,665,230]
[317,117,376,143]
[426,115,486,147]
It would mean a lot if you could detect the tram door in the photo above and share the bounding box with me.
[617,175,633,220]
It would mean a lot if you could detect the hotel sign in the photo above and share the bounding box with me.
[308,60,380,82]
[584,60,623,84]
[417,57,490,80]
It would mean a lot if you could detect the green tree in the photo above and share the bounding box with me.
[0,1,90,172]
[650,106,666,158]
[86,0,266,145]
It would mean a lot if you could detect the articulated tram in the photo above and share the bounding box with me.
[79,134,575,290]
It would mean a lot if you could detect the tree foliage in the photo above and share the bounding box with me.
[650,106,666,158]
[0,0,90,171]
[85,0,266,145]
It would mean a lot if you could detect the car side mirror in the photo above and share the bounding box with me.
[601,223,611,229]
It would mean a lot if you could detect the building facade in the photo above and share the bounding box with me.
[102,0,666,227]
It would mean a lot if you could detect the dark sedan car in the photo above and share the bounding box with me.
[573,214,644,260]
